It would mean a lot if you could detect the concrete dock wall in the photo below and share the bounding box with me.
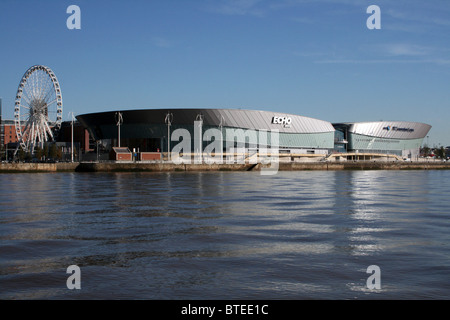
[1,161,450,173]
[0,162,79,173]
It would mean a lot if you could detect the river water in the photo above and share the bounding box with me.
[0,170,449,300]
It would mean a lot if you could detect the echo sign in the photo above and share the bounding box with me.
[272,116,292,125]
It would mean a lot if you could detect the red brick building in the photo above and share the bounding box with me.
[1,119,92,153]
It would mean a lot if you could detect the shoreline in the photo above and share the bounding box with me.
[1,161,450,173]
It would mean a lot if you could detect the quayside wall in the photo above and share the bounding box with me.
[1,161,450,173]
[0,162,79,173]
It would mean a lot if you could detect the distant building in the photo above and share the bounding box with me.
[57,120,93,153]
[1,120,20,146]
[0,118,93,159]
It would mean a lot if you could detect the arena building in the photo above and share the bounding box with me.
[333,121,432,160]
[75,109,432,162]
[76,108,336,160]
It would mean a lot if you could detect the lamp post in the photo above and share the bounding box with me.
[219,115,224,160]
[165,112,173,161]
[115,112,123,147]
[69,111,75,162]
[195,113,204,163]
[97,140,100,162]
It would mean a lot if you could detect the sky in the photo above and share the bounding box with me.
[0,0,449,147]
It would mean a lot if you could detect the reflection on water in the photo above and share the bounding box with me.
[0,170,449,299]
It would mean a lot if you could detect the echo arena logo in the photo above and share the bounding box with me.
[272,116,292,127]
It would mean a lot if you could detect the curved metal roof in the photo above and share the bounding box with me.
[77,108,335,134]
[341,121,431,139]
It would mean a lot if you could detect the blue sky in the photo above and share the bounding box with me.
[1,0,449,146]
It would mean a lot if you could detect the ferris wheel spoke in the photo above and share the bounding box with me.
[30,73,40,100]
[43,75,54,102]
[36,72,46,101]
[32,72,39,99]
[43,89,56,105]
[21,98,33,110]
[33,126,39,144]
[30,71,42,100]
[20,101,31,109]
[23,119,32,133]
[37,127,43,145]
[40,75,53,102]
[23,87,35,106]
[41,123,48,142]
[44,121,54,141]
[45,98,57,108]
[20,118,32,141]
[21,94,32,106]
[29,122,35,145]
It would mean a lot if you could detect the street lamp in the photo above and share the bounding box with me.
[96,140,100,162]
[219,115,224,159]
[165,112,173,161]
[69,111,75,162]
[115,112,123,147]
[195,113,204,163]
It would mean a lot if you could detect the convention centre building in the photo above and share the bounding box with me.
[333,121,432,160]
[76,108,431,161]
[76,108,336,157]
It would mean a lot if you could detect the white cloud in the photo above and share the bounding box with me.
[313,42,450,65]
[205,0,265,17]
[315,58,450,65]
[382,43,433,57]
[385,7,450,28]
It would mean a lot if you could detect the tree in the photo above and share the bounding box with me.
[18,148,25,161]
[49,143,57,160]
[0,144,5,161]
[56,147,63,160]
[35,146,43,161]
[436,146,446,159]
[421,146,431,157]
[43,143,49,160]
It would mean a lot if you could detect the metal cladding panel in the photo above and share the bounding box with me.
[228,109,248,128]
[254,111,269,129]
[241,110,256,129]
[203,109,220,125]
[213,109,335,134]
[220,109,236,127]
[348,121,431,140]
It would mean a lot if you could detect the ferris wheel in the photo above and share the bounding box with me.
[14,65,63,153]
